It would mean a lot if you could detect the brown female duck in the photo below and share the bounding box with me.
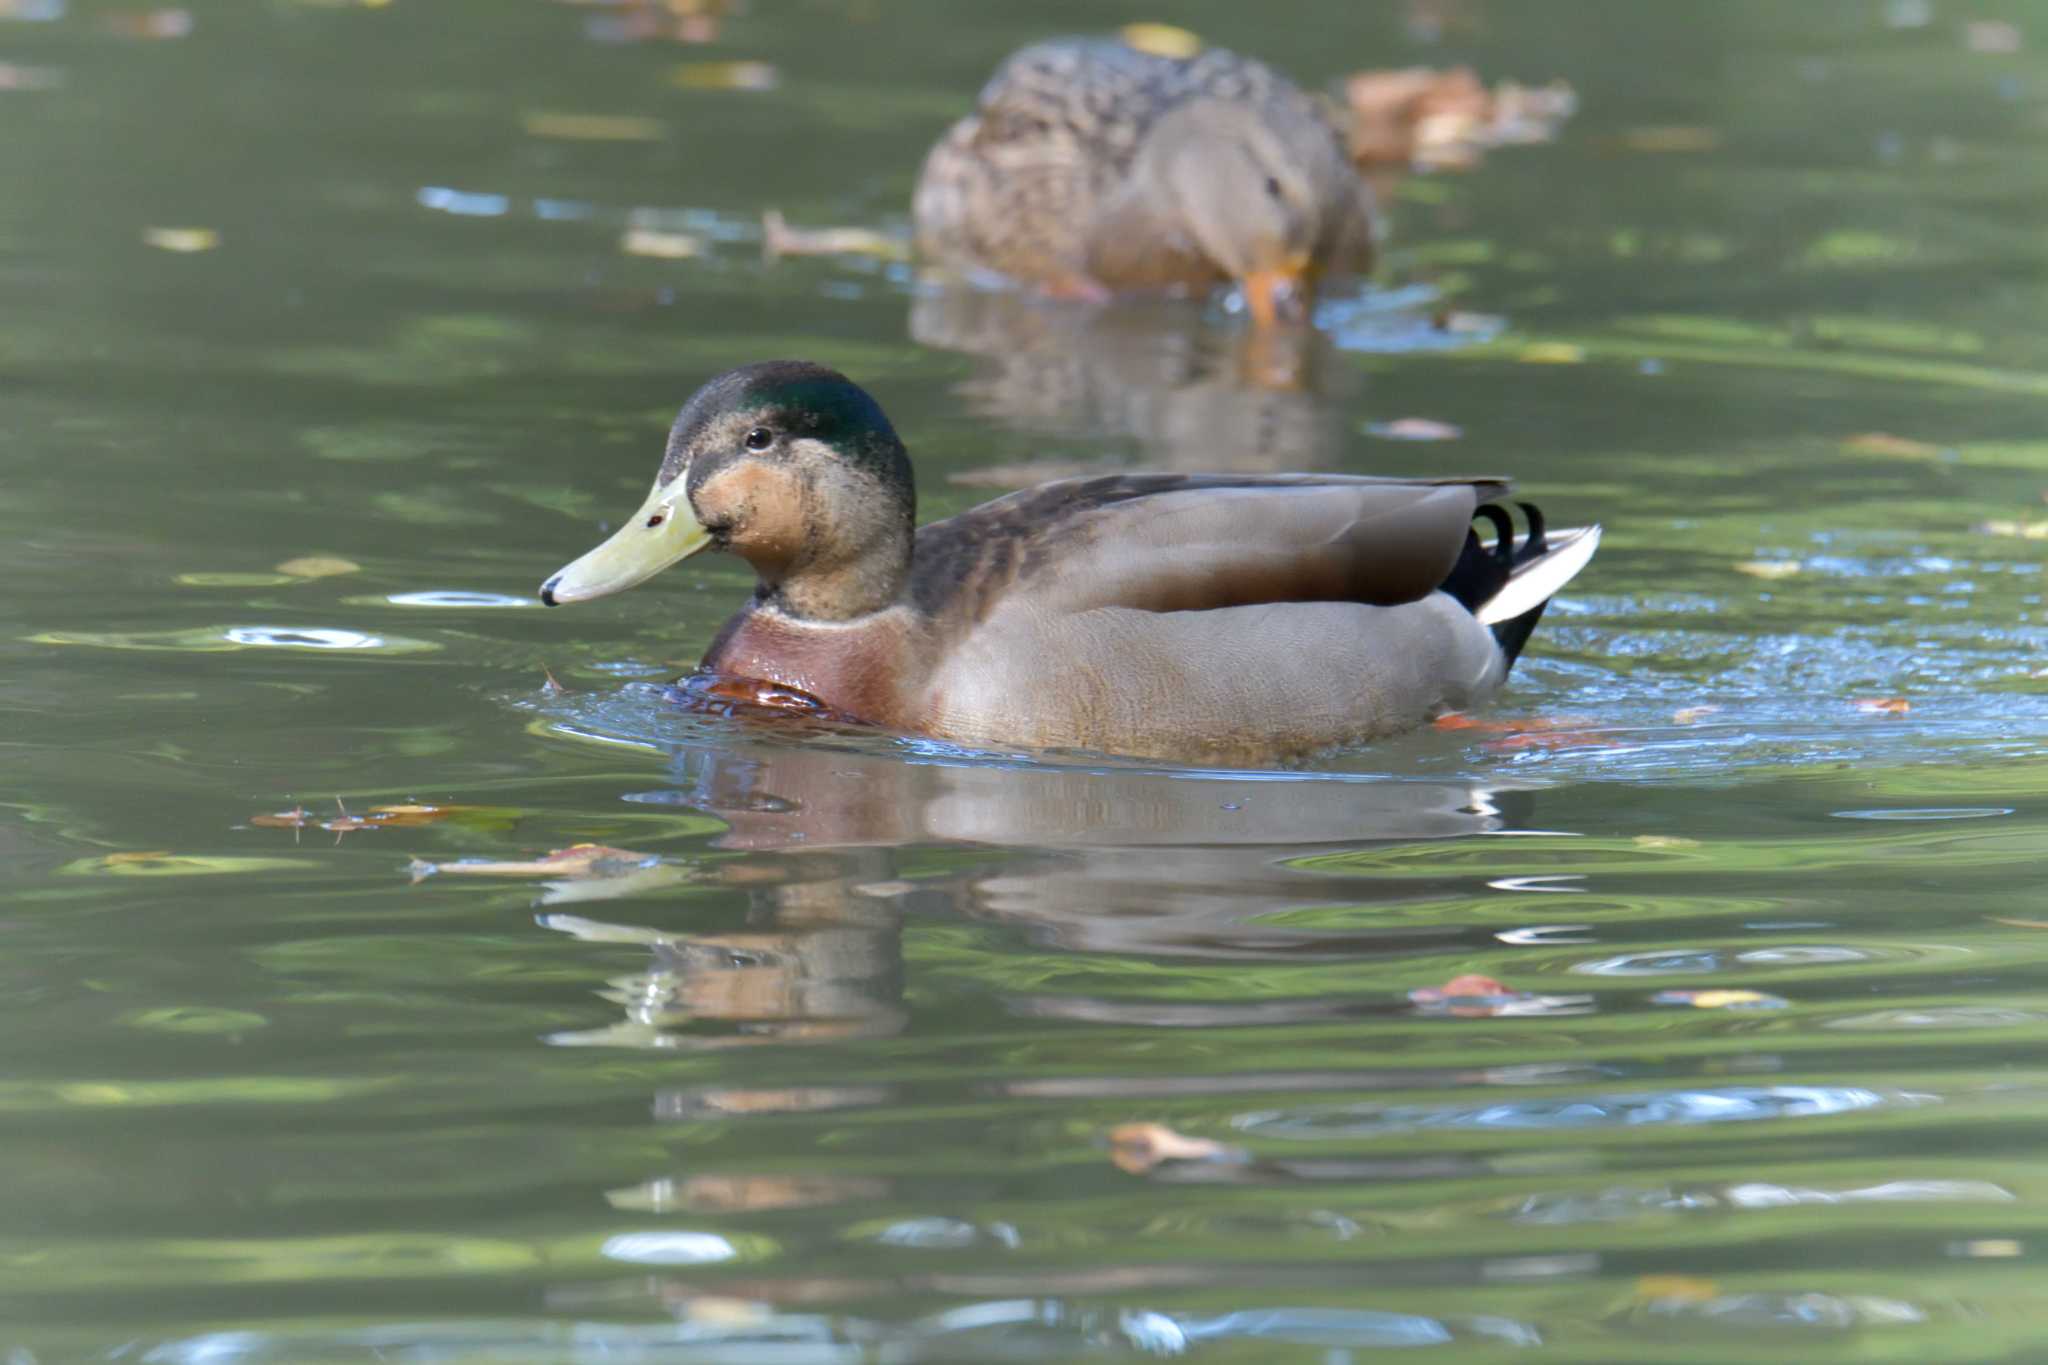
[913,38,1380,326]
[540,361,1599,764]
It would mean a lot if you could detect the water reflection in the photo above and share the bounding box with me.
[525,725,1533,1052]
[907,288,1358,471]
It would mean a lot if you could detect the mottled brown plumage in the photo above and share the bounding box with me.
[914,38,1379,324]
[540,363,1599,764]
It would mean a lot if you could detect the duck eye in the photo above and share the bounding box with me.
[744,426,775,451]
[1264,175,1283,200]
[645,512,666,528]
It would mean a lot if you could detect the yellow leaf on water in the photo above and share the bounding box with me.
[142,227,218,252]
[1734,559,1801,579]
[276,555,360,578]
[672,60,777,91]
[1518,342,1585,364]
[68,852,306,876]
[1120,22,1201,58]
[1977,519,2048,540]
[759,210,910,261]
[1635,1275,1721,1303]
[1632,835,1701,849]
[621,227,702,259]
[521,111,666,142]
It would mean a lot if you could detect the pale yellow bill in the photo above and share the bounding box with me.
[540,477,711,606]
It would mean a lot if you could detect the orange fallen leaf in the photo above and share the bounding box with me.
[1852,697,1910,715]
[1105,1122,1242,1175]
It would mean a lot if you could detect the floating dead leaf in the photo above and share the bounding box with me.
[1518,342,1585,364]
[1634,1275,1721,1304]
[102,7,191,38]
[249,807,315,830]
[1842,431,1943,459]
[620,226,702,259]
[1976,518,2048,540]
[540,662,570,695]
[1342,65,1575,170]
[1119,21,1201,59]
[142,227,218,253]
[1671,705,1721,725]
[1106,1122,1243,1175]
[1852,697,1911,715]
[408,842,658,884]
[1651,988,1789,1010]
[1611,125,1722,153]
[521,111,667,142]
[276,555,360,579]
[759,209,909,261]
[672,60,777,91]
[1365,417,1463,441]
[1632,834,1701,849]
[1989,916,2048,930]
[1965,20,2022,54]
[1734,559,1802,580]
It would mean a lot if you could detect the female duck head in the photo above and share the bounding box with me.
[540,361,917,621]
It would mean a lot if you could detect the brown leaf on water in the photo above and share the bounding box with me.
[1342,66,1574,171]
[521,111,667,142]
[672,60,777,91]
[142,227,218,253]
[1852,697,1911,715]
[1106,1122,1243,1175]
[1842,431,1944,459]
[759,210,910,262]
[1119,22,1201,59]
[408,842,657,884]
[276,555,360,578]
[102,8,191,38]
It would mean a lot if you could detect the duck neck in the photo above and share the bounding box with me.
[761,530,912,623]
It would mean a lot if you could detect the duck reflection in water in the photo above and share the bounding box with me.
[907,288,1357,473]
[535,724,1540,1055]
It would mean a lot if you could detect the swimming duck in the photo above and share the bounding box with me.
[913,38,1380,326]
[539,361,1598,764]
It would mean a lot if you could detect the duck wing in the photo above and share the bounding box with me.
[908,472,1510,629]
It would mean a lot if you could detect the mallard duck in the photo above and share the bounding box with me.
[913,38,1379,326]
[539,361,1599,764]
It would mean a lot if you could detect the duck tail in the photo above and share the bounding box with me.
[1438,502,1601,669]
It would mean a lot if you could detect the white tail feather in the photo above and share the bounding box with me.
[1476,524,1602,626]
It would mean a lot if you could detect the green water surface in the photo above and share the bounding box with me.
[5,1,2048,1360]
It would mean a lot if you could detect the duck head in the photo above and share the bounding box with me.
[1129,99,1345,327]
[541,361,916,621]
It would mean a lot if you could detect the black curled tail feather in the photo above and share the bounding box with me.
[1438,501,1552,669]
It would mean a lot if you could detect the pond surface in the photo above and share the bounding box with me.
[7,0,2048,1359]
